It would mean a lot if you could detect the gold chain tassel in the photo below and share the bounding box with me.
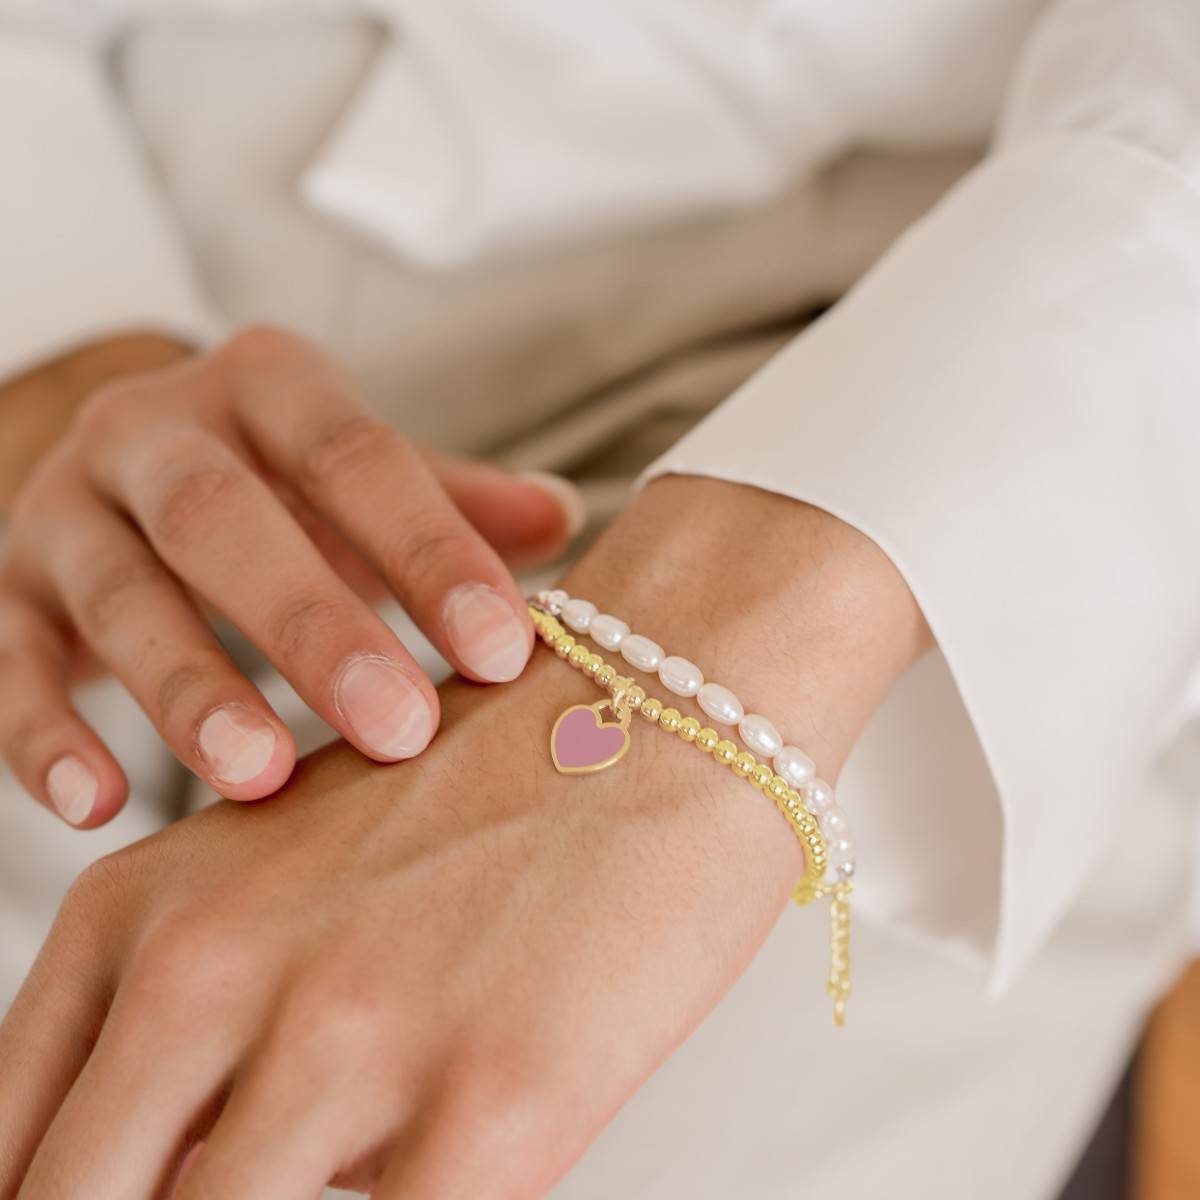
[827,881,853,1026]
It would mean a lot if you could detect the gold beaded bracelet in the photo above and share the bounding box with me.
[529,603,853,1025]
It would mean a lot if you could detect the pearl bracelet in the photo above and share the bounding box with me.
[536,588,856,886]
[528,602,852,1024]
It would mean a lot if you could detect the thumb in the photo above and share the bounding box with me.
[428,456,586,567]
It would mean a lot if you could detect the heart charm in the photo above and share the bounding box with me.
[550,701,631,775]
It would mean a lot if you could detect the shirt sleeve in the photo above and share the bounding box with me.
[641,0,1200,992]
[0,10,220,383]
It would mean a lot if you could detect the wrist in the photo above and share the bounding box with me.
[559,474,930,781]
[427,637,810,917]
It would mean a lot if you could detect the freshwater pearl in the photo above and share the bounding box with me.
[820,806,850,839]
[698,682,744,726]
[804,778,836,814]
[620,634,664,672]
[774,745,815,789]
[544,588,568,615]
[659,655,704,697]
[739,713,782,758]
[589,614,629,650]
[827,837,855,867]
[561,598,597,633]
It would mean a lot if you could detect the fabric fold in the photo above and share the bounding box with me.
[0,30,218,381]
[643,133,1200,990]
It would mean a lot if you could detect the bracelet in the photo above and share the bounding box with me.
[536,588,856,886]
[528,601,853,1025]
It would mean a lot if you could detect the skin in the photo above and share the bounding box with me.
[0,474,931,1198]
[0,328,578,825]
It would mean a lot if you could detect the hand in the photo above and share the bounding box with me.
[0,325,582,826]
[0,477,929,1198]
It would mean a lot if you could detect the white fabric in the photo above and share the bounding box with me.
[2,4,1200,1196]
[649,131,1200,989]
[0,0,1046,271]
[301,0,846,265]
[643,0,1200,989]
[0,28,219,379]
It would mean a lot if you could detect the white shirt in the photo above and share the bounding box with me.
[2,6,1200,1194]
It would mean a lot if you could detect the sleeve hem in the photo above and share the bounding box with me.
[641,131,1200,991]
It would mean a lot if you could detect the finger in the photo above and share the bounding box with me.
[43,500,296,800]
[15,976,230,1200]
[428,457,586,568]
[0,883,111,1193]
[90,423,439,764]
[0,592,126,826]
[221,328,535,685]
[372,1085,573,1200]
[269,460,583,595]
[167,1061,350,1200]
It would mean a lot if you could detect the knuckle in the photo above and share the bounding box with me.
[387,516,477,588]
[445,1068,549,1156]
[73,378,151,444]
[0,705,38,753]
[221,323,308,369]
[155,654,229,729]
[0,711,40,772]
[126,913,252,1019]
[7,444,77,536]
[271,976,393,1071]
[296,412,393,491]
[148,458,243,548]
[75,555,162,637]
[263,587,350,660]
[64,848,141,925]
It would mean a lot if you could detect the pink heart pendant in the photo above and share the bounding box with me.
[550,701,631,775]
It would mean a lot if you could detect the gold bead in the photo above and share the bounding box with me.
[553,634,576,658]
[696,727,720,753]
[678,716,701,743]
[659,706,681,734]
[613,675,635,696]
[624,685,646,711]
[714,739,737,766]
[595,665,616,687]
[568,643,591,668]
[732,751,757,777]
[768,775,790,802]
[640,697,663,724]
[752,762,774,789]
[583,652,605,676]
[785,788,804,810]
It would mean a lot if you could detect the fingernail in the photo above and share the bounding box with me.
[443,582,531,683]
[46,755,98,826]
[518,470,587,539]
[334,654,434,759]
[197,705,277,785]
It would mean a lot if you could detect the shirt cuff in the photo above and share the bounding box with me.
[641,132,1200,992]
[0,32,220,384]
